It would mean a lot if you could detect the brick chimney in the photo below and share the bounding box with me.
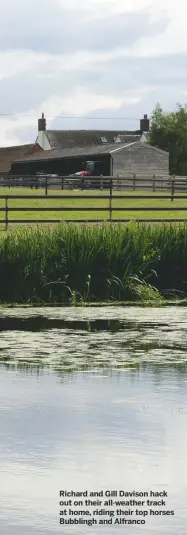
[140,114,149,133]
[38,112,46,132]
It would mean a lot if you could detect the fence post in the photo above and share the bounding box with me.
[61,177,64,190]
[133,174,136,191]
[100,177,103,191]
[109,178,113,222]
[5,196,8,231]
[81,177,84,191]
[153,174,155,192]
[171,175,175,201]
[45,176,48,196]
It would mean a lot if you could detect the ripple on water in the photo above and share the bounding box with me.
[0,306,187,373]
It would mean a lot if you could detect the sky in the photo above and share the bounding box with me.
[0,0,187,146]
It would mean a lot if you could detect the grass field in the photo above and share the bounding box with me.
[0,187,187,226]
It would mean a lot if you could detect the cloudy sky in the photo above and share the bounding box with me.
[0,0,187,146]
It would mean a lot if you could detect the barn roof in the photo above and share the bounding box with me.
[13,141,169,164]
[13,142,139,163]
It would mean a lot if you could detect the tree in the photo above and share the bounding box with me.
[149,103,187,175]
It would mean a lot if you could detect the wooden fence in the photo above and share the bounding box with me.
[1,181,187,230]
[1,174,187,194]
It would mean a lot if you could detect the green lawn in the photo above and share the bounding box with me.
[0,187,187,227]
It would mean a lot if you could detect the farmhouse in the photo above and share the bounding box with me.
[11,112,169,176]
[35,113,149,150]
[0,112,168,176]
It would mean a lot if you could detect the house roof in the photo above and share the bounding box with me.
[13,141,169,165]
[0,143,42,173]
[114,134,141,143]
[0,144,33,173]
[45,129,141,149]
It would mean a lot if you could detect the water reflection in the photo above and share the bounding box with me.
[0,317,128,332]
[0,307,187,534]
[0,368,187,534]
[0,307,187,373]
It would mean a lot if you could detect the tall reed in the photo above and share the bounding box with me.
[0,223,187,303]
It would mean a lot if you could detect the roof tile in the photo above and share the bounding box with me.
[45,129,141,149]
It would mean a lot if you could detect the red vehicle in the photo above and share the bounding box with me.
[73,170,92,177]
[67,160,105,189]
[71,160,103,177]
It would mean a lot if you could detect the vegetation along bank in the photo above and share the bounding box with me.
[0,222,187,304]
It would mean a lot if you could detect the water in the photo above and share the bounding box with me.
[0,307,187,534]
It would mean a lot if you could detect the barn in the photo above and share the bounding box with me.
[11,141,169,177]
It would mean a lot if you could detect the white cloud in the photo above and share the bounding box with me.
[0,0,187,145]
[41,90,140,117]
[0,88,141,146]
[135,0,187,56]
[0,116,36,147]
[58,0,152,16]
[60,0,187,55]
[0,50,49,81]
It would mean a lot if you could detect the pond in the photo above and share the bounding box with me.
[0,307,187,534]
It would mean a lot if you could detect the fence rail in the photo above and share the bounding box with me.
[1,174,187,194]
[1,186,187,229]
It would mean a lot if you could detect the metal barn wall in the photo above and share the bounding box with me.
[112,143,169,177]
[11,154,111,176]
